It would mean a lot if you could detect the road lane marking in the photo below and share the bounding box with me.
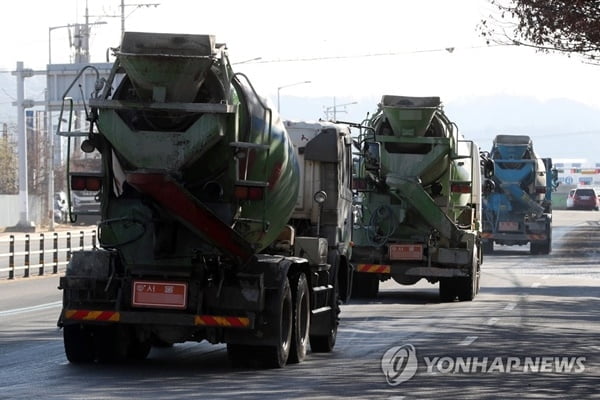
[504,302,516,311]
[531,282,541,288]
[0,301,62,317]
[459,336,478,346]
[487,317,498,326]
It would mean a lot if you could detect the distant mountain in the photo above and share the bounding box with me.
[445,95,600,162]
[280,94,600,163]
[2,73,599,164]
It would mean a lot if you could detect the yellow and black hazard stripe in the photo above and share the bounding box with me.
[194,315,250,328]
[64,309,120,322]
[356,264,391,274]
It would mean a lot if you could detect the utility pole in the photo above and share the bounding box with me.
[120,1,160,35]
[324,97,357,121]
[10,62,35,231]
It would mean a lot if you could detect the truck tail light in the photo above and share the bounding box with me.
[352,177,368,190]
[451,183,471,193]
[71,175,102,191]
[234,185,264,201]
[535,187,547,194]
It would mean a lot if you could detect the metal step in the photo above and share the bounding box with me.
[229,141,270,151]
[235,180,269,187]
[57,131,89,137]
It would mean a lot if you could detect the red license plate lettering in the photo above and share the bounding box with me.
[132,280,187,309]
[389,244,423,261]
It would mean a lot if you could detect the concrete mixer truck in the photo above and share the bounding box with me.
[55,32,353,368]
[350,96,490,302]
[481,134,558,255]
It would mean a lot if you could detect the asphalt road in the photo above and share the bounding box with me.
[0,210,598,399]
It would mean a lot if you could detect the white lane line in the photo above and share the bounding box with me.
[541,275,550,280]
[504,302,516,311]
[487,317,498,326]
[459,336,478,346]
[531,282,541,288]
[0,301,62,317]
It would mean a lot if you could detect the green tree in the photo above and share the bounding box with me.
[480,0,600,62]
[0,135,18,194]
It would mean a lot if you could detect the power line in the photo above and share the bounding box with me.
[252,44,509,64]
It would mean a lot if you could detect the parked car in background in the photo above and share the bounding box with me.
[566,189,576,209]
[54,191,68,223]
[566,188,599,210]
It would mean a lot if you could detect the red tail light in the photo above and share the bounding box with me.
[535,187,547,194]
[70,175,102,191]
[234,185,264,201]
[352,177,368,191]
[451,183,472,194]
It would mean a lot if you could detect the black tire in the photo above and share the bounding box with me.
[150,337,174,348]
[226,343,255,367]
[351,272,379,299]
[93,325,129,363]
[482,240,494,254]
[63,324,94,363]
[310,277,340,353]
[128,337,151,360]
[338,258,352,304]
[457,275,476,301]
[531,240,551,255]
[439,278,456,302]
[288,273,310,364]
[257,277,292,368]
[457,248,480,302]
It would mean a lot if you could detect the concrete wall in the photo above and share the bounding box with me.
[0,195,45,228]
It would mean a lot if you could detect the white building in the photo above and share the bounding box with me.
[553,159,600,187]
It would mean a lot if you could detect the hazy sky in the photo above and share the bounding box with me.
[2,0,599,111]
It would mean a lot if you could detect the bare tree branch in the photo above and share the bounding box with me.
[479,0,600,64]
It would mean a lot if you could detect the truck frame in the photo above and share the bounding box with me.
[56,32,353,368]
[349,96,488,302]
[481,135,558,255]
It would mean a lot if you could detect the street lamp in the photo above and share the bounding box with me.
[48,22,107,64]
[277,80,311,113]
[49,24,73,64]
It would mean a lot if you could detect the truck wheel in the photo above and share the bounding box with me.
[457,250,480,301]
[63,324,94,363]
[310,274,340,353]
[439,278,456,302]
[288,273,310,364]
[351,272,379,299]
[482,241,493,254]
[542,228,552,254]
[128,335,151,360]
[93,326,129,363]
[258,277,292,368]
[227,344,255,367]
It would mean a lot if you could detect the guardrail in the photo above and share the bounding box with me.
[0,230,97,280]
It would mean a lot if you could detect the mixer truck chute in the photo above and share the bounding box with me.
[350,95,489,302]
[481,134,558,255]
[56,32,353,368]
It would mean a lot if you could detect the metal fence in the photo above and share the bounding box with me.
[0,230,97,280]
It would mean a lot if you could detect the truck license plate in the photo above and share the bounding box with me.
[499,221,519,232]
[132,280,187,309]
[389,244,423,261]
